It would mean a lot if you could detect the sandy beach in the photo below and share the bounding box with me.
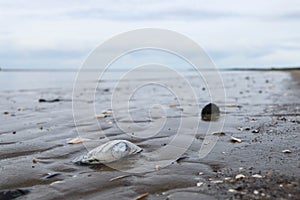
[0,69,299,200]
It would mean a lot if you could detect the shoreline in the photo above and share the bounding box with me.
[0,70,299,199]
[0,67,299,73]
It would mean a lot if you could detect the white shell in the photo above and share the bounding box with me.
[74,140,142,164]
[235,174,246,179]
[230,136,242,143]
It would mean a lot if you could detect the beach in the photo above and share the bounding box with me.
[0,69,299,200]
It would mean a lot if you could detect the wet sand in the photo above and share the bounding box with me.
[0,70,299,200]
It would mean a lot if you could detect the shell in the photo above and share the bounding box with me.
[235,174,246,179]
[282,149,292,153]
[252,174,263,178]
[73,140,142,164]
[230,136,242,143]
[67,137,90,144]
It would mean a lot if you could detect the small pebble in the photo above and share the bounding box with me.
[45,173,62,179]
[38,98,60,103]
[32,158,38,163]
[102,109,113,114]
[155,165,161,171]
[252,129,259,133]
[212,132,226,136]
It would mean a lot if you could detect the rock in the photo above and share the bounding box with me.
[201,103,220,121]
[0,189,30,200]
[169,104,178,108]
[102,109,113,115]
[212,132,226,136]
[38,98,60,103]
[252,129,260,133]
[45,173,62,179]
[32,157,38,163]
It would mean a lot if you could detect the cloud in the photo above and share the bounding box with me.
[0,0,300,69]
[278,11,300,20]
[65,8,240,21]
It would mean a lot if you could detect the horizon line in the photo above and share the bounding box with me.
[0,66,300,72]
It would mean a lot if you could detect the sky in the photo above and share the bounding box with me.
[0,0,300,69]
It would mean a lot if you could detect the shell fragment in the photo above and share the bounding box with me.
[68,137,90,144]
[235,174,246,179]
[252,174,263,178]
[230,136,242,143]
[282,149,292,154]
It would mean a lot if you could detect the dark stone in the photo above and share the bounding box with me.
[176,156,189,163]
[0,189,30,200]
[45,173,62,179]
[201,103,220,121]
[252,129,260,133]
[38,98,60,103]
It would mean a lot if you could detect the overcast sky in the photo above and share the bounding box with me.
[0,0,300,69]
